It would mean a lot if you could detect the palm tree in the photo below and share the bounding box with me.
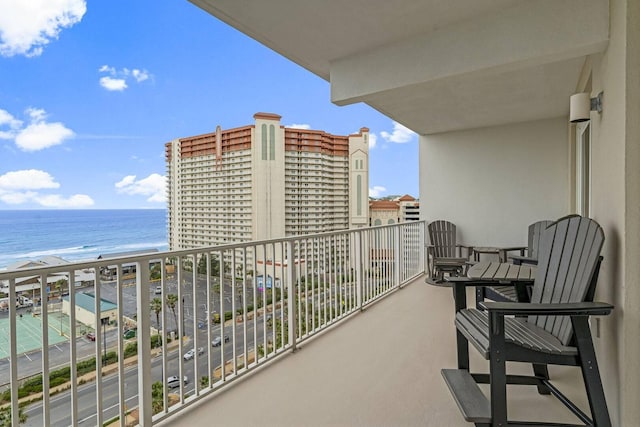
[165,294,179,334]
[150,298,162,338]
[0,405,27,425]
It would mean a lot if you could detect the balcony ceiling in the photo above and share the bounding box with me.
[190,0,609,135]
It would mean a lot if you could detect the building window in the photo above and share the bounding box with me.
[357,175,362,216]
[269,124,276,160]
[261,124,267,160]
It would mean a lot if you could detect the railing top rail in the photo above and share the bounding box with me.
[0,220,425,280]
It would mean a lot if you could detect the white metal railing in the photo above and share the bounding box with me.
[0,221,425,426]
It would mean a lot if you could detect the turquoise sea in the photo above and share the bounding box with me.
[0,209,168,270]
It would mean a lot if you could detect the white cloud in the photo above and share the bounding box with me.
[115,173,166,203]
[286,124,311,130]
[131,69,150,82]
[26,107,47,122]
[369,186,387,198]
[33,194,94,208]
[0,0,86,57]
[115,175,136,188]
[0,107,74,151]
[0,109,23,139]
[0,169,60,190]
[0,191,37,205]
[0,169,93,208]
[99,76,128,91]
[16,121,74,151]
[368,133,378,149]
[98,65,152,91]
[380,121,417,144]
[99,64,115,74]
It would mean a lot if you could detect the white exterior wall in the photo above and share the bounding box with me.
[252,117,286,241]
[371,209,398,226]
[348,131,370,229]
[587,0,640,424]
[420,117,569,247]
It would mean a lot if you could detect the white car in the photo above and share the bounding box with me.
[155,286,162,294]
[167,375,188,389]
[212,336,230,347]
[184,348,204,360]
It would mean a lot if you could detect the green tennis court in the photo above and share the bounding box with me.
[0,314,68,359]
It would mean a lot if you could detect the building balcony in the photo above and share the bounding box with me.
[0,220,591,426]
[159,275,589,427]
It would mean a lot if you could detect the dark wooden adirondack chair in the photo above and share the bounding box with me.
[427,220,473,280]
[442,215,613,426]
[481,220,554,304]
[509,219,554,265]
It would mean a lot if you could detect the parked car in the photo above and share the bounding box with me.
[123,329,136,339]
[167,375,188,389]
[212,335,230,347]
[86,332,96,341]
[155,286,162,294]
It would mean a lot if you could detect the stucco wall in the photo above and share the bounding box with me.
[420,117,569,247]
[589,0,640,424]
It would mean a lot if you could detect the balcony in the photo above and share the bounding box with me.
[159,275,589,427]
[0,220,593,426]
[1,221,438,426]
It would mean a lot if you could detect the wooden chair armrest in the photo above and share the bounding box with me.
[509,255,538,265]
[479,301,614,316]
[455,244,474,259]
[500,246,527,257]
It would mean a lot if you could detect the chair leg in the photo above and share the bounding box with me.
[489,312,508,425]
[475,287,485,308]
[572,316,612,427]
[532,363,551,395]
[453,284,469,370]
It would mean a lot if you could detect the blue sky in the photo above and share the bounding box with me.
[0,0,418,210]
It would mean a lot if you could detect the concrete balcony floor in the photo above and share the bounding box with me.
[160,275,590,427]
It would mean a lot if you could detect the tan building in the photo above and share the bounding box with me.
[369,195,420,226]
[166,113,369,250]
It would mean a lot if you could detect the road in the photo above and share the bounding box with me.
[23,317,273,427]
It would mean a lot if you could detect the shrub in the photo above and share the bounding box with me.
[101,351,118,365]
[151,335,163,349]
[124,342,138,358]
[77,358,96,376]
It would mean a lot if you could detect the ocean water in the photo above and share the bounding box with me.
[0,209,168,270]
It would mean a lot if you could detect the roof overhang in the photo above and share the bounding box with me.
[190,0,609,135]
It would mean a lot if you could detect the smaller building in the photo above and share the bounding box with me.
[97,249,160,278]
[369,194,420,226]
[0,256,95,302]
[397,194,420,222]
[62,292,117,327]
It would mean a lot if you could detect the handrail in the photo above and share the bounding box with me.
[0,221,425,426]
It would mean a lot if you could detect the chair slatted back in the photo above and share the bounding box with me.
[528,220,554,260]
[529,215,605,345]
[428,220,458,258]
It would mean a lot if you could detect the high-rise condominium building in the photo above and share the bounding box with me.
[166,112,369,250]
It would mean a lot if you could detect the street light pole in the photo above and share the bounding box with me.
[101,317,109,365]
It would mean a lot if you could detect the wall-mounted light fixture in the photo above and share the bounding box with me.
[570,91,603,123]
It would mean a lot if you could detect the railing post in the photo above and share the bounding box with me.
[394,225,402,288]
[420,221,427,275]
[286,240,297,352]
[8,278,18,427]
[355,231,363,311]
[136,260,152,426]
